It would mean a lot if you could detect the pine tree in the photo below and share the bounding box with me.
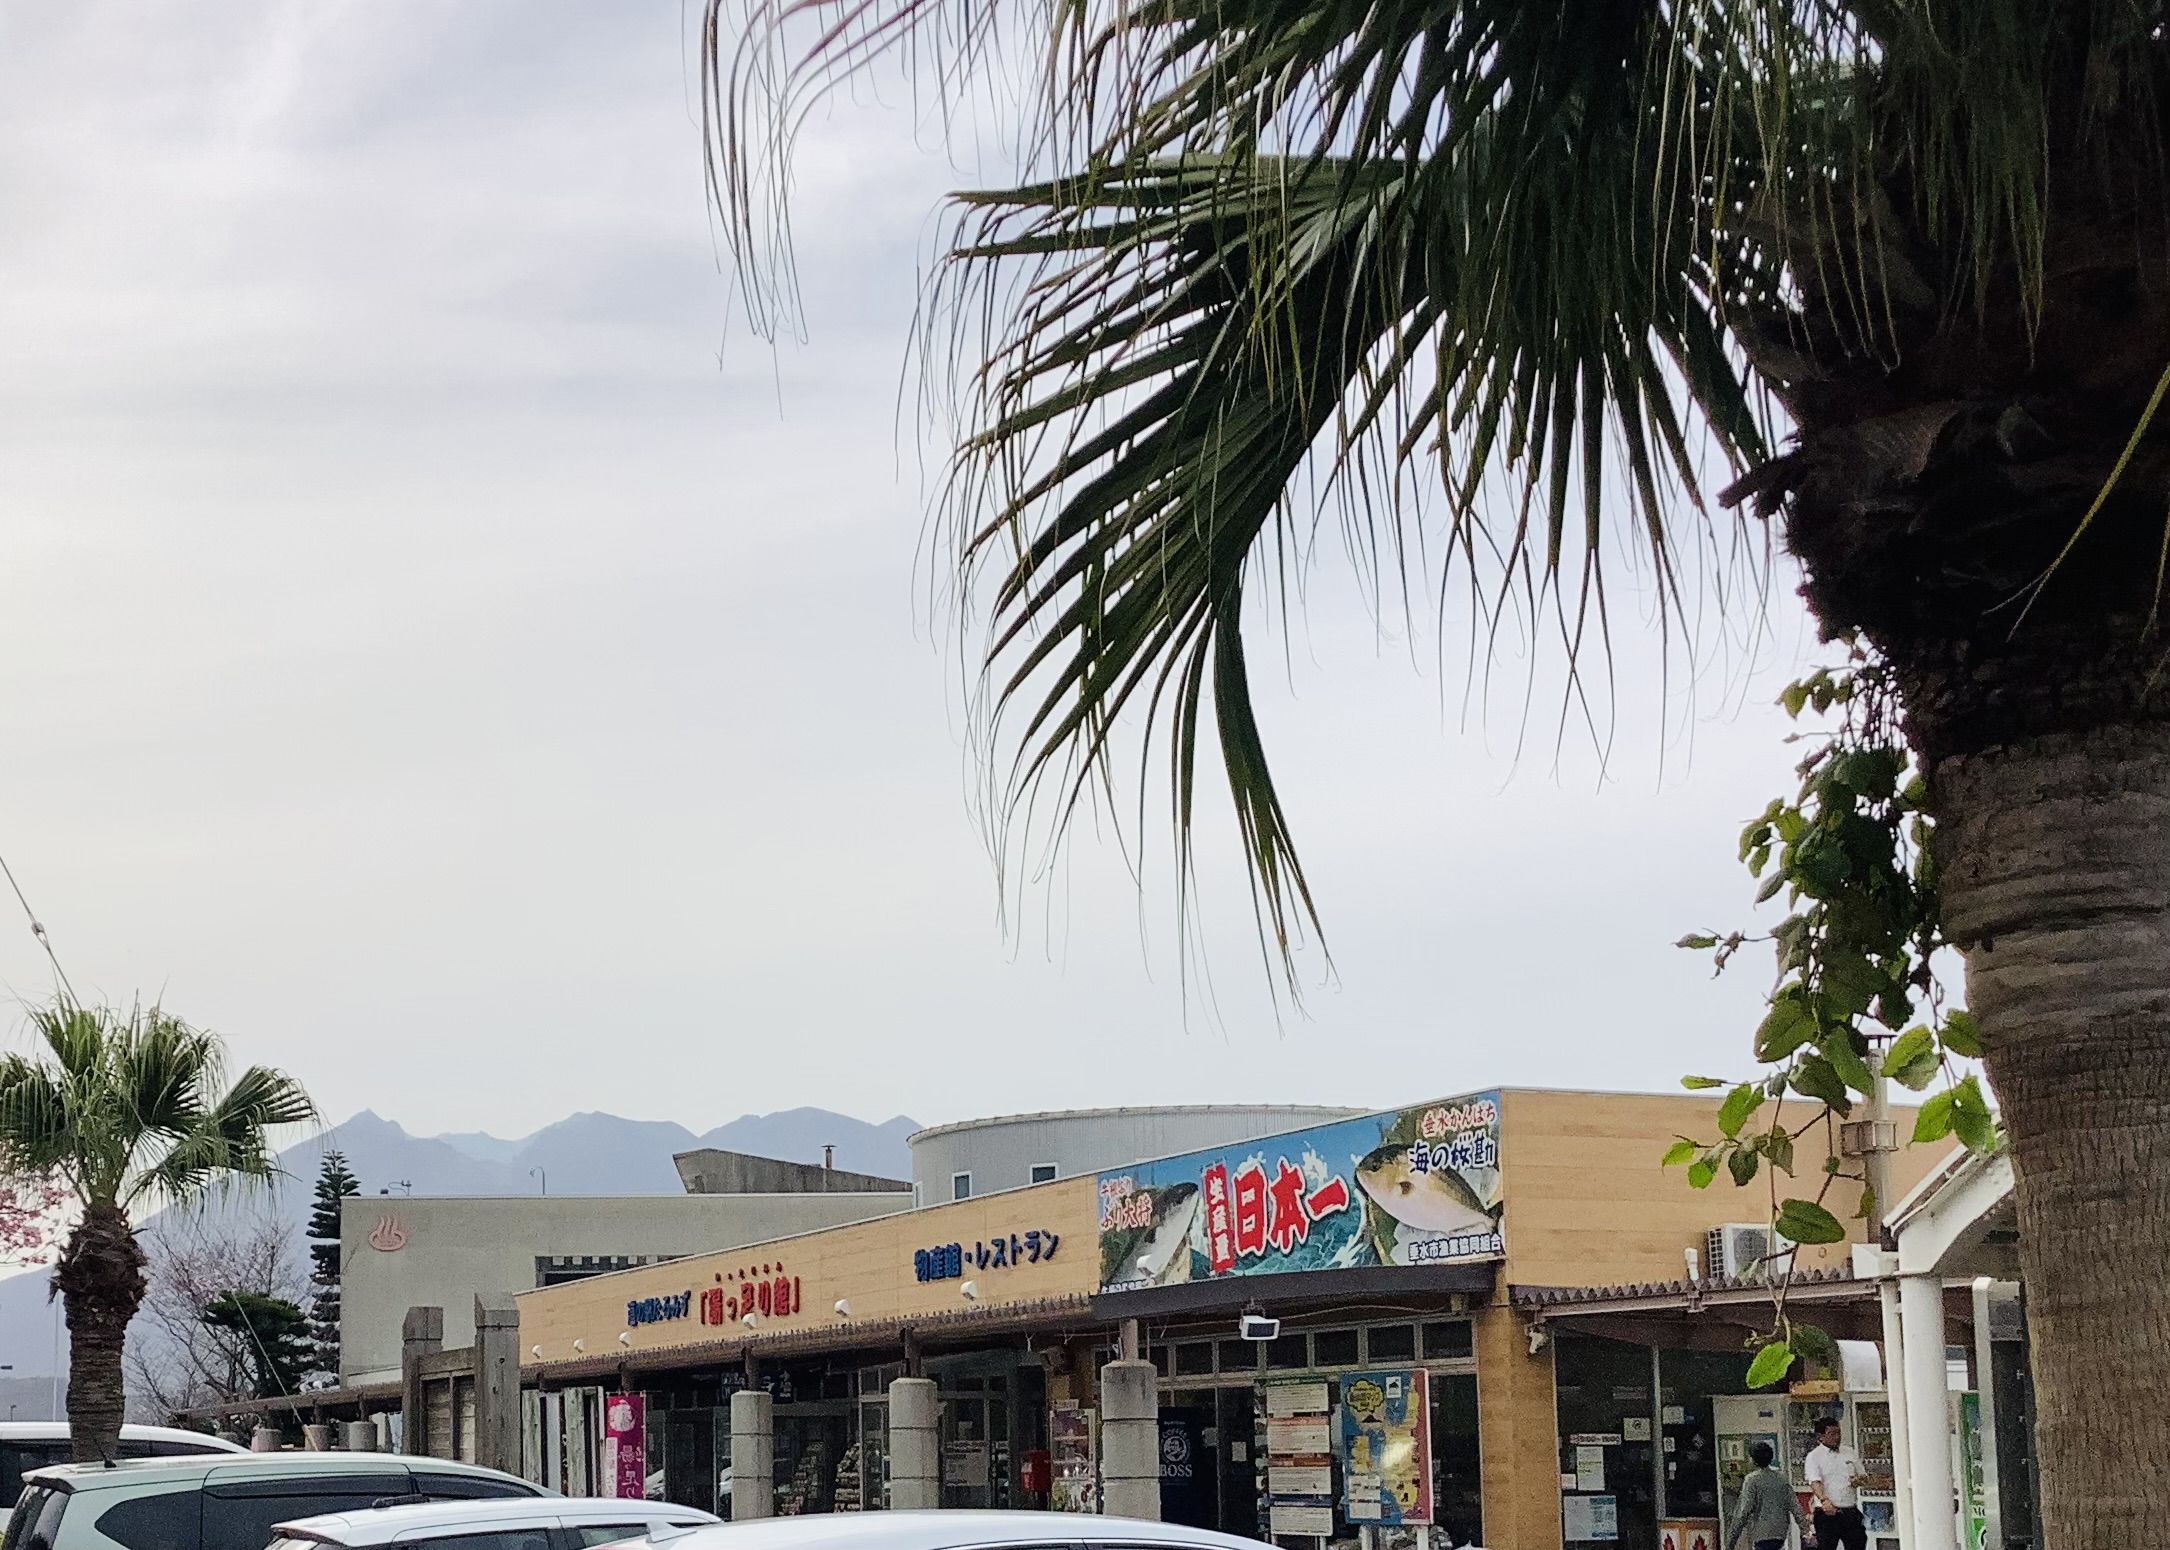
[203,1290,312,1400]
[304,1148,360,1384]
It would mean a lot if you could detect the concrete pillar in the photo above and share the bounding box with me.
[399,1306,444,1457]
[729,1388,775,1520]
[1900,1274,1957,1550]
[302,1423,336,1451]
[473,1296,522,1479]
[1098,1358,1160,1521]
[888,1376,940,1511]
[1878,1276,1917,1550]
[344,1420,378,1453]
[250,1426,281,1452]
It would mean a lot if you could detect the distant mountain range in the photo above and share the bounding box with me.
[0,1106,919,1417]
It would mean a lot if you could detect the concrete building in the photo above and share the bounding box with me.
[339,1191,912,1384]
[906,1104,1361,1203]
[674,1148,909,1196]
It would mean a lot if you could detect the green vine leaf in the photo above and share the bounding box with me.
[1950,1075,1998,1153]
[1776,1198,1847,1245]
[1940,1009,1984,1058]
[1662,1139,1700,1168]
[1717,1084,1765,1138]
[1914,1087,1958,1143]
[1881,1025,1939,1091]
[1745,1340,1795,1389]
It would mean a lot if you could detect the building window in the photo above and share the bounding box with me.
[1312,1328,1361,1368]
[1365,1323,1417,1362]
[1422,1319,1474,1360]
[1030,1163,1058,1184]
[952,1172,972,1201]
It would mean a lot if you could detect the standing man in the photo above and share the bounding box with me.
[1803,1416,1866,1550]
[1725,1441,1814,1550]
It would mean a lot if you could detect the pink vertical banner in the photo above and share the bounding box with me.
[604,1393,646,1499]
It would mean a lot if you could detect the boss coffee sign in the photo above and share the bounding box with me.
[1095,1093,1505,1293]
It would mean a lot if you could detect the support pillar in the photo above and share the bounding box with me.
[1878,1275,1916,1550]
[730,1388,775,1520]
[1099,1358,1160,1521]
[398,1306,443,1457]
[888,1376,940,1510]
[473,1297,522,1478]
[1900,1274,1957,1550]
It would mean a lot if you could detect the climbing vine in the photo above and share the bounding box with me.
[1670,642,1997,1387]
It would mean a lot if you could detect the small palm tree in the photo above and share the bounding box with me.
[0,1002,314,1461]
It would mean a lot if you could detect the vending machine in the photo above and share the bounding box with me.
[1710,1396,1794,1550]
[1714,1390,1903,1550]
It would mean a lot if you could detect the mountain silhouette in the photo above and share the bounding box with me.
[0,1106,918,1417]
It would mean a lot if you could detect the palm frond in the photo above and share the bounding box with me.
[712,0,2159,971]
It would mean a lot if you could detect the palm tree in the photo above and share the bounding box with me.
[0,1002,314,1461]
[715,3,2170,1542]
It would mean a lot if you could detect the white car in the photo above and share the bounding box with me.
[2,1450,540,1550]
[647,1513,1268,1550]
[0,1426,247,1508]
[270,1496,718,1550]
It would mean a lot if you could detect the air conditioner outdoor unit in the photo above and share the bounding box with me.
[1708,1223,1797,1281]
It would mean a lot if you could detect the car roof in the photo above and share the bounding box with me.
[653,1514,1267,1550]
[24,1451,526,1493]
[0,1423,247,1452]
[273,1498,715,1543]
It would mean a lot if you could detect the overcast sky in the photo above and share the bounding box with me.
[0,1,1825,1142]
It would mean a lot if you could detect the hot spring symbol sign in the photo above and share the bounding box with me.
[1095,1093,1505,1293]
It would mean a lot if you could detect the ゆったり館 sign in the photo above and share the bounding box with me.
[1095,1094,1504,1293]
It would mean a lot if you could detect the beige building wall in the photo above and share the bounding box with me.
[518,1177,1101,1365]
[1498,1088,1955,1287]
[341,1192,913,1382]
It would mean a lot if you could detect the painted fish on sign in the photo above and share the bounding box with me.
[1094,1092,1505,1292]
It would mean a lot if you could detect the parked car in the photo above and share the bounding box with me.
[2,1451,541,1550]
[268,1495,717,1550]
[639,1514,1268,1550]
[0,1426,248,1508]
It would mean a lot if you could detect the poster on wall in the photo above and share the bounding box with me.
[603,1393,646,1500]
[1095,1093,1505,1292]
[1262,1379,1336,1540]
[1049,1403,1098,1513]
[1336,1369,1432,1525]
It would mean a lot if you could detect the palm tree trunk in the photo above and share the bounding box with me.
[1933,721,2170,1549]
[51,1202,149,1463]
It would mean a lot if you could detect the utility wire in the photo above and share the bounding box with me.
[0,850,75,1005]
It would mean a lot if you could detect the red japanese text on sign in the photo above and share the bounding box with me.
[1203,1163,1236,1274]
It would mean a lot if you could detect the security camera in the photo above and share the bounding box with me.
[1239,1314,1280,1342]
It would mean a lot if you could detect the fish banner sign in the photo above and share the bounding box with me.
[1095,1093,1504,1293]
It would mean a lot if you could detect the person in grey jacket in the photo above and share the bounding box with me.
[1726,1440,1815,1550]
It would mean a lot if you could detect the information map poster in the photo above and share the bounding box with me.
[1336,1369,1432,1526]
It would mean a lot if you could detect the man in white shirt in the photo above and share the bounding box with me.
[1803,1416,1865,1550]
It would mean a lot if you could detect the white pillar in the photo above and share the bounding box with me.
[1971,1278,2005,1550]
[730,1388,775,1520]
[1099,1358,1160,1521]
[1900,1274,1957,1550]
[888,1376,941,1510]
[1878,1277,1916,1550]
